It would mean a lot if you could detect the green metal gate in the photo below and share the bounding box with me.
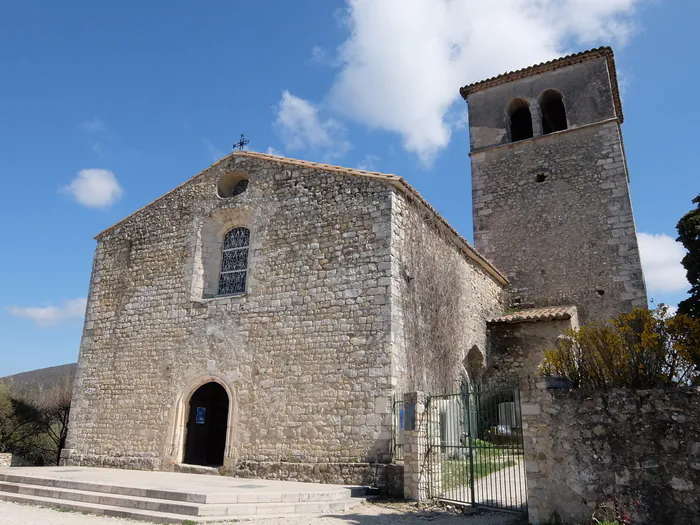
[426,386,527,514]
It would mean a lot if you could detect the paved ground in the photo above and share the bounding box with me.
[441,460,527,512]
[0,500,525,524]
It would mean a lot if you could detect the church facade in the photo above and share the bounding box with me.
[63,47,647,482]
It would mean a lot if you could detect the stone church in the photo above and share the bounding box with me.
[62,47,647,483]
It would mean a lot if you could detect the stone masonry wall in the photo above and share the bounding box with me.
[389,191,505,394]
[0,454,11,468]
[522,386,700,525]
[64,154,398,473]
[471,120,647,324]
[484,317,577,387]
[232,461,404,498]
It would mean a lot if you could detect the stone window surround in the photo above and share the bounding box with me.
[164,373,238,467]
[217,170,249,199]
[189,207,254,301]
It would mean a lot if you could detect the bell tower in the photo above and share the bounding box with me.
[461,47,647,323]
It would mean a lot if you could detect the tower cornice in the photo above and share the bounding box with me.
[460,46,623,123]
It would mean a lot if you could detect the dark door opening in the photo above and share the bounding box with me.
[184,382,229,467]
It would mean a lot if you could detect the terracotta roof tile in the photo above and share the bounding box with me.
[489,306,577,324]
[460,46,623,123]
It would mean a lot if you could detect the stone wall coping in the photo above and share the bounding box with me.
[93,151,509,286]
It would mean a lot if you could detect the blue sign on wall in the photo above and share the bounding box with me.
[196,407,206,424]
[405,403,416,431]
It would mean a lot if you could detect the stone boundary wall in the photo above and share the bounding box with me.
[522,386,700,524]
[0,453,30,468]
[230,461,403,497]
[61,450,160,470]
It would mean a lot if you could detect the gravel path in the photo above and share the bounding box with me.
[0,500,525,525]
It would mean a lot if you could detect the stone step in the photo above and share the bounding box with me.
[0,472,206,503]
[0,491,208,523]
[0,471,358,504]
[0,481,202,516]
[174,463,221,476]
[0,490,364,523]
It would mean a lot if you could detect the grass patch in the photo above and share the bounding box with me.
[440,450,517,492]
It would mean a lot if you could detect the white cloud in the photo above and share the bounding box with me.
[327,0,645,164]
[637,233,689,294]
[80,118,107,133]
[8,298,87,327]
[202,139,225,161]
[80,118,108,157]
[61,169,123,208]
[274,91,351,159]
[357,154,380,171]
[266,146,283,156]
[311,45,341,67]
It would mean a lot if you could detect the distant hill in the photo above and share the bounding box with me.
[1,363,77,389]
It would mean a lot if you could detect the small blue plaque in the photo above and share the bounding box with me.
[195,407,206,424]
[405,403,416,431]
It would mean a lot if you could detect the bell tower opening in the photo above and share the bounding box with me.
[184,382,229,467]
[540,90,568,134]
[508,98,534,142]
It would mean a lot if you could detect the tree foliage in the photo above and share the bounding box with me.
[677,193,700,318]
[0,371,74,465]
[540,306,700,388]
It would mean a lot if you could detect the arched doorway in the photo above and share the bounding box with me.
[184,382,229,466]
[465,345,485,388]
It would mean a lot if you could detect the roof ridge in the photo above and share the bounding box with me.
[489,305,577,324]
[232,151,401,180]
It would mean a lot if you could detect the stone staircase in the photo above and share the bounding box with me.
[0,467,370,523]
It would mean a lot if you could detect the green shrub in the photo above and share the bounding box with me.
[540,306,700,388]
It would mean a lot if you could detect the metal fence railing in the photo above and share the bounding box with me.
[426,386,527,514]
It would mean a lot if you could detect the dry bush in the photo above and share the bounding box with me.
[540,306,700,388]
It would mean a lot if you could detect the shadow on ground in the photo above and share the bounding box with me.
[317,499,528,525]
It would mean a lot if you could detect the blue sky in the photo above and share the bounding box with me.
[0,0,697,376]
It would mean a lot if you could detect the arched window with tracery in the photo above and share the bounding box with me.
[540,90,568,134]
[218,227,250,295]
[508,98,534,142]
